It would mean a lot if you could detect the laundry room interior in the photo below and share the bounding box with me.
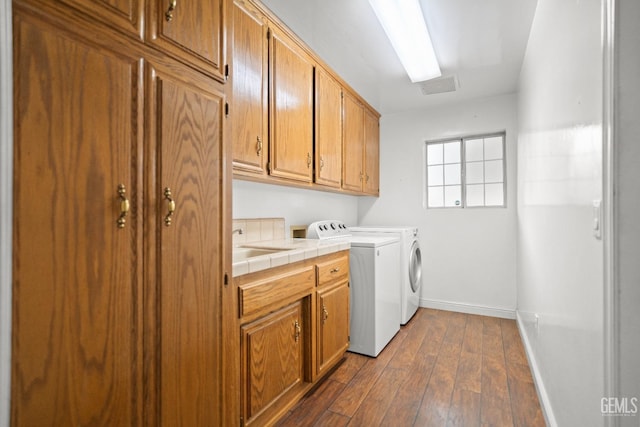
[1,0,639,426]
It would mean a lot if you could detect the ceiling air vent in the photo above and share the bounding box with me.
[419,75,458,96]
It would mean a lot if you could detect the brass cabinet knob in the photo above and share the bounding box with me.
[322,305,329,323]
[294,320,301,342]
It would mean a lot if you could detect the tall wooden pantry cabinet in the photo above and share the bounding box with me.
[11,0,232,425]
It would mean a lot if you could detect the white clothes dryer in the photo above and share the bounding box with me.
[307,221,400,357]
[350,226,422,325]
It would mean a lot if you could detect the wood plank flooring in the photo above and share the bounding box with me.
[277,308,546,427]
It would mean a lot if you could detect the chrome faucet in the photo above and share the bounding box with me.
[232,228,244,235]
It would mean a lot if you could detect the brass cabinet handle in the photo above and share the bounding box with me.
[306,152,312,169]
[319,156,324,170]
[359,172,364,182]
[117,184,130,229]
[256,136,262,157]
[365,174,370,183]
[165,0,177,21]
[322,305,329,323]
[163,187,176,226]
[294,320,300,342]
[330,267,340,273]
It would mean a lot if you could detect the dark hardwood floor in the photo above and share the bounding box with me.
[277,308,546,427]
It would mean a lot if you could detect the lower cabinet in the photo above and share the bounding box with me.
[317,282,350,376]
[235,250,350,426]
[241,301,306,424]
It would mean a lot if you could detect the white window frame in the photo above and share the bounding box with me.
[425,132,507,209]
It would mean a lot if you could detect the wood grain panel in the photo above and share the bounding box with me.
[280,309,545,426]
[414,341,461,425]
[153,67,224,426]
[12,14,143,425]
[317,282,350,375]
[348,367,409,426]
[501,319,529,366]
[507,376,546,427]
[443,311,467,346]
[363,108,380,195]
[446,388,481,427]
[462,314,484,354]
[455,351,482,393]
[277,379,345,427]
[328,327,407,417]
[341,92,364,192]
[316,254,349,286]
[329,352,367,385]
[232,0,268,175]
[480,354,513,426]
[313,410,350,427]
[59,0,143,38]
[387,308,430,370]
[314,67,342,188]
[269,27,314,182]
[239,265,315,318]
[147,0,224,80]
[242,302,304,421]
[381,352,437,426]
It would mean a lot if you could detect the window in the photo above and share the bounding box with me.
[426,133,505,208]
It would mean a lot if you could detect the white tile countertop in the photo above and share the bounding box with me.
[232,238,350,277]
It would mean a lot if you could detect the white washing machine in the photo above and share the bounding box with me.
[350,226,422,325]
[307,221,400,357]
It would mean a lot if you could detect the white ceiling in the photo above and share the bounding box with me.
[259,0,538,114]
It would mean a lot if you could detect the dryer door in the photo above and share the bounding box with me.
[408,240,422,293]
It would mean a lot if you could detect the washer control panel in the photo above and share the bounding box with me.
[307,220,351,240]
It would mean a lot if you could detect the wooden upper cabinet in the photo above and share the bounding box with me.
[148,62,225,426]
[269,26,314,183]
[147,0,226,81]
[364,108,380,195]
[314,67,343,188]
[231,0,268,175]
[342,91,365,192]
[12,12,143,425]
[55,0,144,37]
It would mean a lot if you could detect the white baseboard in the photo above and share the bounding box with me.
[515,311,557,427]
[419,298,516,319]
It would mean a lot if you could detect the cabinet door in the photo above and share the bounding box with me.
[12,14,143,426]
[363,108,380,195]
[317,282,350,376]
[342,92,364,192]
[57,0,143,38]
[314,67,343,188]
[231,0,268,175]
[269,26,314,182]
[149,63,225,426]
[147,0,225,80]
[242,302,304,423]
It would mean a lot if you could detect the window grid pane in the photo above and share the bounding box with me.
[426,134,504,208]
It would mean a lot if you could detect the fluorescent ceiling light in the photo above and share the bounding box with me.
[369,0,441,83]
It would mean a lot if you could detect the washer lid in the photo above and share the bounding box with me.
[348,235,399,248]
[350,226,418,237]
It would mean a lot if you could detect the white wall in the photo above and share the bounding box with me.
[358,94,518,318]
[615,0,640,424]
[0,0,12,424]
[517,0,604,425]
[233,180,359,236]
